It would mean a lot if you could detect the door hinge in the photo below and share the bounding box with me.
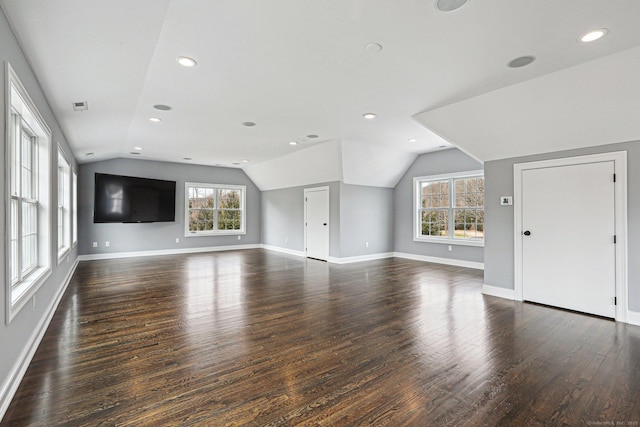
[614,235,617,244]
[614,297,617,306]
[305,197,308,202]
[613,173,616,182]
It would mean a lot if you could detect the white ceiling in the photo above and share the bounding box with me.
[2,0,640,184]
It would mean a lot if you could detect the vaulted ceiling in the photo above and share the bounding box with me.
[2,0,639,189]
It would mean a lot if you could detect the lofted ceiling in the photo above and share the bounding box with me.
[1,0,640,186]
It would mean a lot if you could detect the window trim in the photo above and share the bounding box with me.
[72,168,78,247]
[5,62,53,323]
[57,145,71,262]
[184,182,247,237]
[413,170,485,247]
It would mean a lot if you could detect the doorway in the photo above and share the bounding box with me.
[514,152,627,320]
[304,186,329,261]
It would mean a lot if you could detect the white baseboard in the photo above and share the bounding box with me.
[393,252,484,270]
[0,259,79,421]
[482,284,516,300]
[77,244,262,261]
[261,245,305,258]
[627,310,640,327]
[260,246,394,265]
[327,252,395,265]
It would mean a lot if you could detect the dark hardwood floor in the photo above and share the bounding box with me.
[2,249,639,426]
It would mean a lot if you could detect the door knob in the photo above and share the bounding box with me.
[323,223,327,226]
[523,230,531,236]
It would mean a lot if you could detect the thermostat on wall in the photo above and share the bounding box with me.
[500,196,513,206]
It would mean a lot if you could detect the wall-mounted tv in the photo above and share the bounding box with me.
[94,173,176,223]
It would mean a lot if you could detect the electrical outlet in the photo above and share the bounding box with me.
[237,235,241,240]
[176,238,180,244]
[92,242,98,248]
[285,237,288,244]
[448,245,453,251]
[105,241,110,247]
[32,295,36,310]
[365,242,369,248]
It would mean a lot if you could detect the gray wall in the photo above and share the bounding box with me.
[339,183,394,257]
[78,159,261,255]
[484,140,640,311]
[0,7,79,408]
[394,149,484,263]
[261,182,341,257]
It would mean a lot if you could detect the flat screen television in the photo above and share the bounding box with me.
[94,173,176,223]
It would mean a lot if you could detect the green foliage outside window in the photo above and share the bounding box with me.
[188,186,243,232]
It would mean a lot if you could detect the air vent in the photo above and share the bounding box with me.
[72,101,88,112]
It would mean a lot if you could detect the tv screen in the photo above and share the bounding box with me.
[94,173,176,223]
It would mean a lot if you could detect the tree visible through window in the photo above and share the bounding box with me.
[185,183,245,235]
[415,172,484,244]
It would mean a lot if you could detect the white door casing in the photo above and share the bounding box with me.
[304,186,329,261]
[514,151,628,321]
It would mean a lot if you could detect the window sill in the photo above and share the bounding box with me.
[185,231,246,238]
[413,237,484,248]
[57,247,70,264]
[9,266,51,323]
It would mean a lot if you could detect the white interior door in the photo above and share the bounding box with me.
[521,161,616,318]
[305,187,329,261]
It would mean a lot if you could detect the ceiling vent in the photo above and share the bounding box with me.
[72,101,88,112]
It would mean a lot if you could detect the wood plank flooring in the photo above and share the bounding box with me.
[2,249,640,426]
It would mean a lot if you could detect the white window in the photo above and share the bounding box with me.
[185,183,246,236]
[57,147,71,260]
[414,170,484,246]
[72,169,78,246]
[5,63,52,321]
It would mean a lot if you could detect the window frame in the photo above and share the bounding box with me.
[413,170,484,247]
[5,62,52,323]
[57,146,71,262]
[72,168,78,247]
[184,182,246,237]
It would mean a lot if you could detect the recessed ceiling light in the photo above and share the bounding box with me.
[289,141,298,146]
[232,162,240,165]
[183,157,192,161]
[153,104,172,111]
[580,29,608,43]
[149,117,161,122]
[85,152,94,157]
[242,121,256,127]
[306,134,319,139]
[508,55,536,68]
[436,0,469,12]
[365,43,383,54]
[177,56,197,67]
[439,145,447,148]
[408,138,418,143]
[130,151,141,155]
[134,146,142,151]
[363,113,377,119]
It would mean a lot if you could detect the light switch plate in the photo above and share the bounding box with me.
[500,196,513,206]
